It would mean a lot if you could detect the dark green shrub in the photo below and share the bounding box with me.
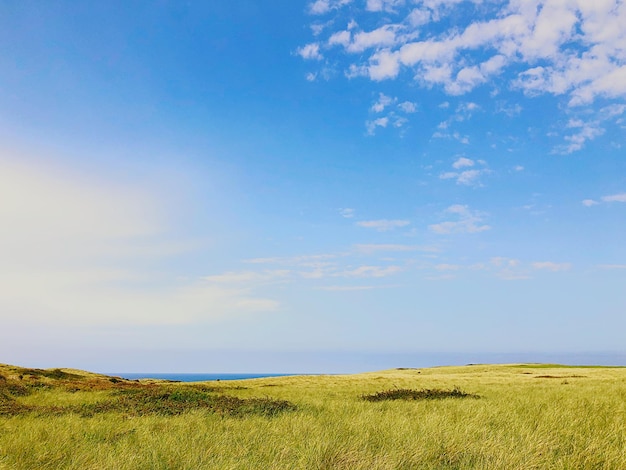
[362,387,479,402]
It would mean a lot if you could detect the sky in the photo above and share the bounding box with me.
[1,0,625,373]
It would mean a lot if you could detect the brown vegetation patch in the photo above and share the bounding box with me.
[0,372,295,419]
[74,386,296,417]
[362,387,479,402]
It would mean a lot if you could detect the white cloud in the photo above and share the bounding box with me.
[310,22,328,36]
[309,0,354,15]
[310,0,331,14]
[297,43,323,60]
[600,104,626,120]
[338,265,403,278]
[457,102,480,114]
[597,264,626,270]
[582,192,626,206]
[440,158,489,186]
[392,115,408,128]
[368,95,415,133]
[491,257,520,269]
[344,26,400,54]
[366,116,389,134]
[339,207,355,218]
[531,261,572,272]
[398,101,417,113]
[354,244,435,254]
[452,157,474,169]
[302,0,626,114]
[429,205,491,234]
[433,130,471,144]
[368,49,401,80]
[602,193,626,203]
[489,257,529,280]
[203,270,290,283]
[328,30,351,47]
[407,8,431,26]
[357,219,410,231]
[497,102,523,116]
[455,169,484,185]
[244,254,338,266]
[371,93,395,112]
[366,0,405,13]
[558,119,605,154]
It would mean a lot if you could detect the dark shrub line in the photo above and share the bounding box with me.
[1,380,296,418]
[534,375,587,379]
[78,387,295,417]
[361,387,479,402]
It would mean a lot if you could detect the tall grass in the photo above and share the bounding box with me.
[1,363,625,469]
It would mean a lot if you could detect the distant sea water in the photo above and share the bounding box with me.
[112,373,298,382]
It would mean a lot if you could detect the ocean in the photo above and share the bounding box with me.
[112,373,298,382]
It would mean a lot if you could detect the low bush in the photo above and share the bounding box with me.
[76,387,295,417]
[361,387,479,402]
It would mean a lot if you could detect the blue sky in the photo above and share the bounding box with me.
[1,0,625,373]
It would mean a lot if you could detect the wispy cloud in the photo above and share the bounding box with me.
[244,254,338,266]
[489,257,528,280]
[582,199,599,207]
[531,262,572,272]
[353,244,437,254]
[317,285,377,291]
[203,270,291,283]
[597,264,626,270]
[602,193,626,203]
[339,207,355,218]
[432,102,480,143]
[371,93,395,112]
[357,219,410,231]
[440,160,490,186]
[434,263,462,271]
[582,192,626,206]
[366,93,418,134]
[428,205,490,234]
[556,119,605,154]
[366,116,389,135]
[338,265,402,278]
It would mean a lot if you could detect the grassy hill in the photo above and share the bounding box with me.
[1,362,625,469]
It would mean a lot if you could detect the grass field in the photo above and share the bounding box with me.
[1,362,625,469]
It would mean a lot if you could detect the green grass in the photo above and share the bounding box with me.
[1,362,626,469]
